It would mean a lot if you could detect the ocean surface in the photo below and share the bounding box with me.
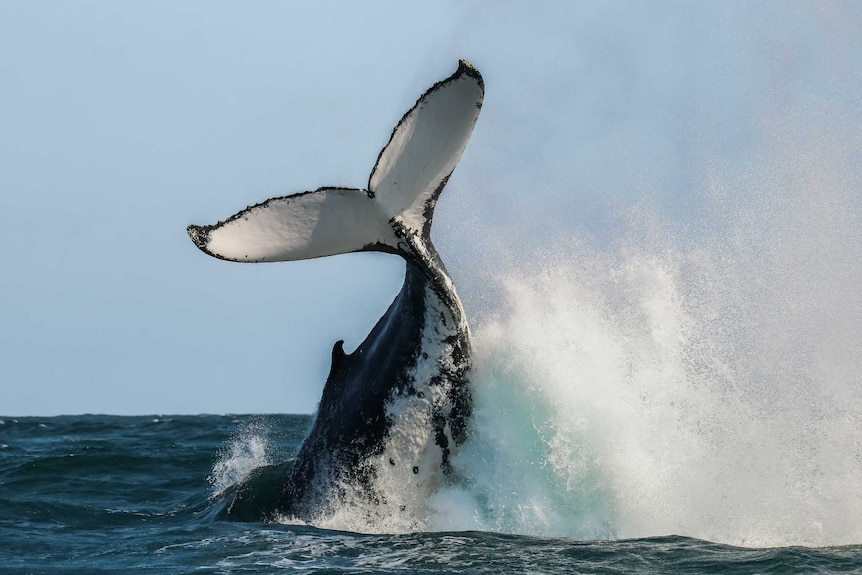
[2,414,860,574]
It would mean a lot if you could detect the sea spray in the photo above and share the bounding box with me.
[434,129,862,547]
[209,419,273,496]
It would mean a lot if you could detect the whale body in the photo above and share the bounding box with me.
[188,61,483,523]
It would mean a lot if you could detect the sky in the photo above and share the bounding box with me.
[1,1,860,415]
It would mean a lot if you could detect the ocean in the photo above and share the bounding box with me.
[2,414,860,574]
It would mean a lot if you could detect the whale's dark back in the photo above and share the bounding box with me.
[277,260,430,517]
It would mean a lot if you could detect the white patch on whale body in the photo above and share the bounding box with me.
[312,285,465,534]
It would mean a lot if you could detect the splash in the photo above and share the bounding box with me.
[209,419,272,496]
[430,129,862,547]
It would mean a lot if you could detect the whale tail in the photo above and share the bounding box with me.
[187,60,483,263]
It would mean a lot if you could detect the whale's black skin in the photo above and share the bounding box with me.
[188,61,483,522]
[279,245,472,519]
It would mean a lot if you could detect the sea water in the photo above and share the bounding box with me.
[2,414,861,574]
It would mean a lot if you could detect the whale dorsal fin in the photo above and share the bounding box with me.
[188,61,483,263]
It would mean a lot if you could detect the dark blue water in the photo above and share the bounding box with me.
[1,414,860,574]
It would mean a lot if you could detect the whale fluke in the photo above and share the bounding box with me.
[188,60,483,264]
[189,60,483,525]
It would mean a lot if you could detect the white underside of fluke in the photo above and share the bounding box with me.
[195,187,392,262]
[369,64,484,235]
[188,60,484,264]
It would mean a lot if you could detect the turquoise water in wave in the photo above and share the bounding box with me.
[2,415,860,574]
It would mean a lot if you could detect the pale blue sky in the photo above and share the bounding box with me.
[2,1,859,415]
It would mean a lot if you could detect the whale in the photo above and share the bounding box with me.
[188,60,484,524]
